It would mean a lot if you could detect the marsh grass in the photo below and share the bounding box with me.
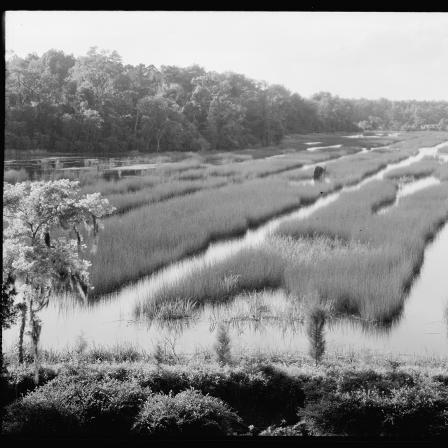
[10,133,445,301]
[283,145,414,186]
[278,180,399,242]
[106,178,228,214]
[76,143,361,216]
[208,290,306,331]
[385,158,440,180]
[90,135,448,297]
[89,180,330,295]
[277,179,448,323]
[88,146,420,295]
[138,247,286,312]
[435,162,448,181]
[135,298,199,321]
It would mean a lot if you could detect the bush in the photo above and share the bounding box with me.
[299,377,448,437]
[3,374,152,435]
[132,388,243,437]
[132,363,305,428]
[1,365,58,406]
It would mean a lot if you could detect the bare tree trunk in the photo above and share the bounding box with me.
[0,323,3,436]
[134,109,140,151]
[134,110,139,137]
[29,301,41,385]
[17,301,26,364]
[0,324,3,376]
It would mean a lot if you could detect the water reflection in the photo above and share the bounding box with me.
[4,154,179,182]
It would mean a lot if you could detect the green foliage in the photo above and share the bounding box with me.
[4,356,448,437]
[6,48,448,154]
[3,374,152,435]
[132,388,243,437]
[299,377,448,437]
[1,275,18,331]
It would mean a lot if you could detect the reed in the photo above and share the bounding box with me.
[137,246,285,312]
[89,179,329,295]
[385,158,440,180]
[277,180,448,323]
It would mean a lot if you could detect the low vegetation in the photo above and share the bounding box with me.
[90,134,448,295]
[135,247,284,313]
[278,178,448,323]
[90,179,331,295]
[2,351,448,437]
[140,166,448,328]
[385,158,440,180]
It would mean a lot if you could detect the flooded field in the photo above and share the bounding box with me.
[4,135,448,358]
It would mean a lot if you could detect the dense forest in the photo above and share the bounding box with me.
[5,48,448,153]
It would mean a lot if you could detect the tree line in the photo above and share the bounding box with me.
[5,48,448,153]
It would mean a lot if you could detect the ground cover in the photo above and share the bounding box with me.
[2,350,448,437]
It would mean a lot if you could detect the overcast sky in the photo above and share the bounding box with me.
[5,11,448,101]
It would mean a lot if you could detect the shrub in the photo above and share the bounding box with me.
[1,365,58,406]
[132,388,243,437]
[299,377,448,437]
[3,374,152,435]
[133,363,305,428]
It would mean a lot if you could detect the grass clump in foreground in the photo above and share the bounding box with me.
[2,351,448,438]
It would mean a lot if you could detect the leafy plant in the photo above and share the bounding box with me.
[132,388,243,437]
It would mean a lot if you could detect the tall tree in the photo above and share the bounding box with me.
[137,96,181,151]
